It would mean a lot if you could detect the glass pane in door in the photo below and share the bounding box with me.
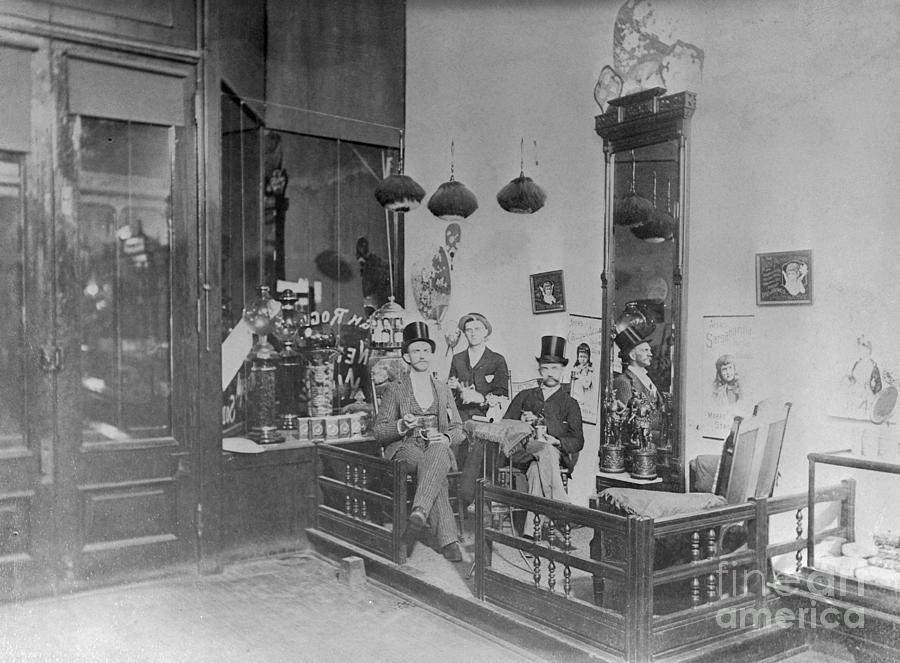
[77,117,172,441]
[0,154,26,448]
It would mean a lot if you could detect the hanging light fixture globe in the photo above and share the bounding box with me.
[427,141,478,221]
[496,138,546,214]
[496,172,546,214]
[374,130,425,213]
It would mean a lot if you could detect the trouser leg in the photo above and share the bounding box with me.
[459,437,484,506]
[397,442,457,548]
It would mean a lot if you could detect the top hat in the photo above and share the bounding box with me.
[535,335,568,365]
[615,326,650,357]
[457,312,492,336]
[401,321,435,354]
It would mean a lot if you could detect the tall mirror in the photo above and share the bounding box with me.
[596,88,696,492]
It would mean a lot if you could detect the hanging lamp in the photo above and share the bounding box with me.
[374,130,425,212]
[614,151,653,227]
[496,139,546,214]
[630,174,675,242]
[427,141,478,221]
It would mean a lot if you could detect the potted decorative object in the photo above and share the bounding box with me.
[243,285,285,445]
[629,397,658,480]
[599,378,626,473]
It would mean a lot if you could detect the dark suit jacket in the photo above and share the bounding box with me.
[448,347,509,420]
[613,366,663,408]
[613,366,664,439]
[503,386,584,472]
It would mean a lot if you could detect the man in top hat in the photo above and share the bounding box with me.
[613,327,665,440]
[373,321,467,562]
[503,336,584,515]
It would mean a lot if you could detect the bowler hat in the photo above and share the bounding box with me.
[401,321,435,354]
[535,335,568,365]
[457,312,492,336]
[615,327,649,357]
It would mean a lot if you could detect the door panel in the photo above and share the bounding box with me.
[54,51,198,583]
[0,37,199,598]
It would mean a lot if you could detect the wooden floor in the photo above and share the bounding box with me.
[0,516,859,663]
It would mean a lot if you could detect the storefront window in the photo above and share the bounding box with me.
[77,117,173,440]
[0,154,25,448]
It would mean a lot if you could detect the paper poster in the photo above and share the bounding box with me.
[566,314,602,424]
[221,318,253,391]
[701,315,755,439]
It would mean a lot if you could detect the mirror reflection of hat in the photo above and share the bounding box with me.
[457,312,492,336]
[615,326,649,357]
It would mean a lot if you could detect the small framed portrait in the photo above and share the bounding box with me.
[530,270,566,314]
[756,250,812,306]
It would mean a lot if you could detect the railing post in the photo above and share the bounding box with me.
[749,498,768,606]
[625,515,653,663]
[474,478,485,600]
[392,458,408,565]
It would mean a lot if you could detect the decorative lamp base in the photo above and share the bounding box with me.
[600,445,627,473]
[249,426,285,445]
[630,447,658,480]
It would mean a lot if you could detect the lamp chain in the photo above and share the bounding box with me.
[450,140,455,181]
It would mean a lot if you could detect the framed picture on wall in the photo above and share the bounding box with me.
[530,270,566,314]
[755,250,812,306]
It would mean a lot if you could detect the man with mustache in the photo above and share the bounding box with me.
[503,336,584,515]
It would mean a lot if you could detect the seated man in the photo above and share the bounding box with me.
[374,322,467,562]
[503,335,584,533]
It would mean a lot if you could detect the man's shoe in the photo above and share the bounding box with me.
[403,508,427,555]
[442,541,463,562]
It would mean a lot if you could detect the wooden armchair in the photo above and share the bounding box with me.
[690,399,792,498]
[595,400,793,572]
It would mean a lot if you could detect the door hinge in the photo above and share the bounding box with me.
[195,502,204,540]
[39,346,64,373]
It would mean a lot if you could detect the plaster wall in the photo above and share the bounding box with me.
[405,0,900,532]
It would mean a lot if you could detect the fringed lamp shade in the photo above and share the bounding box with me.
[496,172,547,214]
[374,173,425,213]
[614,187,653,226]
[630,208,675,243]
[427,179,478,221]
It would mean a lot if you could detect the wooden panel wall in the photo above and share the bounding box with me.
[265,0,404,147]
[0,0,197,50]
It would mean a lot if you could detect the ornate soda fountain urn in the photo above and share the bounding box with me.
[273,289,305,429]
[243,285,285,444]
[629,395,658,480]
[599,377,626,473]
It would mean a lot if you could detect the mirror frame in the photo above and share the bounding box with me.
[595,87,697,491]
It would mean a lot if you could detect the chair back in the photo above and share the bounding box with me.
[713,399,792,503]
[510,375,540,396]
[751,399,792,499]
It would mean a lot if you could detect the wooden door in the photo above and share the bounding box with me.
[0,38,200,599]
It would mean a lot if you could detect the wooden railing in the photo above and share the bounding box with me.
[315,444,408,564]
[473,478,856,663]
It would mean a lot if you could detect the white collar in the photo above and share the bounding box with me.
[541,384,561,400]
[467,345,485,364]
[629,365,657,395]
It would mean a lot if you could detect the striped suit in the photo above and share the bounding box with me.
[374,373,466,548]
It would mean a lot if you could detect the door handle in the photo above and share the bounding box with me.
[39,346,64,373]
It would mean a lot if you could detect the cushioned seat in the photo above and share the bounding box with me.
[596,486,726,519]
